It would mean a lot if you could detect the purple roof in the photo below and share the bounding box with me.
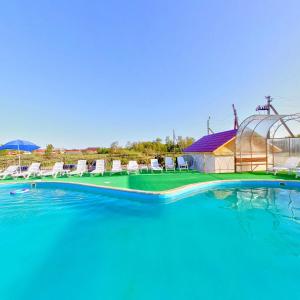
[184,129,237,153]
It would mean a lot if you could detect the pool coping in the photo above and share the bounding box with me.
[2,178,300,201]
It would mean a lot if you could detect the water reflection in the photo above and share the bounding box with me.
[207,187,300,256]
[210,187,300,220]
[208,186,300,237]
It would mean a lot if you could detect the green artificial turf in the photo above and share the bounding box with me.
[2,171,299,192]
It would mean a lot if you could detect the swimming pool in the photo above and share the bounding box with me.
[0,182,300,299]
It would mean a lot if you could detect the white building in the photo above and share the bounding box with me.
[184,129,237,173]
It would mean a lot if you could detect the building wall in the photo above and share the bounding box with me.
[214,156,235,173]
[214,138,235,155]
[184,153,235,173]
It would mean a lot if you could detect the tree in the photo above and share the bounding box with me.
[165,136,173,152]
[178,136,195,149]
[110,141,119,154]
[125,141,132,149]
[44,144,54,158]
[97,147,109,154]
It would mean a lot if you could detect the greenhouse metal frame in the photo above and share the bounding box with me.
[235,114,300,172]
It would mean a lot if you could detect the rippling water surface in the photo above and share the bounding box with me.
[0,183,300,300]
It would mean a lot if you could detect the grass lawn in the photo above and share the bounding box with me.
[2,171,299,192]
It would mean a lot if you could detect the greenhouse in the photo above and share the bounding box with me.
[235,114,300,172]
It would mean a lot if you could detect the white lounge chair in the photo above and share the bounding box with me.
[127,161,139,174]
[177,156,189,171]
[41,162,67,178]
[272,157,300,175]
[0,165,19,179]
[165,157,175,171]
[13,163,41,179]
[110,160,123,175]
[150,159,163,172]
[69,160,87,176]
[90,160,105,176]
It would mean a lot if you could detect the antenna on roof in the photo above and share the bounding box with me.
[232,104,239,130]
[172,129,183,154]
[256,95,294,137]
[207,116,215,135]
[256,95,273,115]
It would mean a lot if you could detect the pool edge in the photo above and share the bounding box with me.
[1,178,300,202]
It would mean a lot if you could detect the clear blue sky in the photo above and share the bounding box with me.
[0,0,299,148]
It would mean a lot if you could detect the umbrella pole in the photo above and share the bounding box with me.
[18,145,21,174]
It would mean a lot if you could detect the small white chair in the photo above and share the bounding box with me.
[110,160,123,175]
[69,160,87,176]
[41,162,67,178]
[272,157,300,175]
[150,159,163,172]
[90,160,105,176]
[296,168,300,178]
[165,157,175,171]
[13,163,41,179]
[177,156,189,171]
[0,165,19,179]
[127,161,139,174]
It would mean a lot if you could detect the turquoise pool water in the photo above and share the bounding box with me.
[0,182,300,300]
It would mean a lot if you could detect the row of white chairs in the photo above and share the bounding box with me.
[0,156,189,179]
[71,157,188,176]
[0,163,63,180]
